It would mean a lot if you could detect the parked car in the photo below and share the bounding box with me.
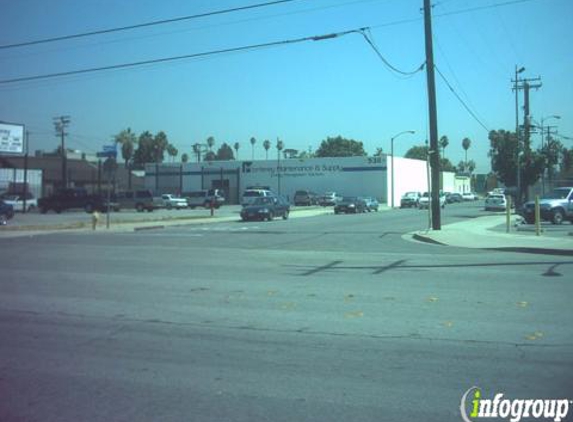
[0,200,15,224]
[446,192,463,203]
[240,196,290,221]
[185,189,226,209]
[334,197,367,214]
[364,197,380,212]
[115,190,158,212]
[418,192,446,209]
[38,188,106,214]
[293,190,319,206]
[240,188,273,207]
[1,192,37,212]
[484,193,507,211]
[520,187,573,225]
[319,191,342,206]
[462,192,479,201]
[161,194,188,210]
[400,192,421,208]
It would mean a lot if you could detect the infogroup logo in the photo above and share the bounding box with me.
[460,386,571,422]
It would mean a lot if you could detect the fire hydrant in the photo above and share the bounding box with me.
[92,211,100,230]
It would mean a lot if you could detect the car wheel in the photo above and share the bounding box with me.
[267,212,274,221]
[283,210,289,220]
[166,203,172,210]
[136,204,144,212]
[0,213,7,225]
[551,209,564,225]
[524,216,535,224]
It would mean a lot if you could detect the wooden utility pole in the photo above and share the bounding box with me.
[53,116,70,189]
[423,0,441,230]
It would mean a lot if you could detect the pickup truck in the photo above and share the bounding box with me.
[161,194,188,210]
[38,188,106,214]
[521,187,573,224]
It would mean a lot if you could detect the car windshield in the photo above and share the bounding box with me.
[243,191,262,197]
[4,195,19,201]
[342,197,357,202]
[404,192,417,198]
[543,189,570,200]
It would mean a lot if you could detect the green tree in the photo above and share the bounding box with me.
[276,139,284,157]
[488,129,544,201]
[181,153,189,163]
[462,137,471,166]
[373,147,384,157]
[283,148,298,159]
[114,128,137,189]
[215,143,235,161]
[133,131,155,168]
[404,145,429,161]
[233,142,240,160]
[439,135,449,158]
[207,136,215,151]
[540,136,563,184]
[263,139,271,160]
[166,144,178,162]
[561,147,573,174]
[250,137,256,160]
[440,157,456,172]
[153,131,169,162]
[315,135,366,157]
[204,151,216,161]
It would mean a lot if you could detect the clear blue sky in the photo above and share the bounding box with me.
[1,0,571,172]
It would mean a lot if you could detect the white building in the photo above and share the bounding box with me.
[144,155,454,206]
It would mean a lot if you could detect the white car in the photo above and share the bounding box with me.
[161,194,188,210]
[418,192,446,209]
[484,194,507,211]
[462,192,479,201]
[1,193,37,212]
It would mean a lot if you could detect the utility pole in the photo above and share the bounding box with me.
[53,116,71,189]
[423,0,441,230]
[511,74,541,204]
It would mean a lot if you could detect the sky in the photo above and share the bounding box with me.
[0,0,571,173]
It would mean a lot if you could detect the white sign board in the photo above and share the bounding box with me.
[0,123,25,154]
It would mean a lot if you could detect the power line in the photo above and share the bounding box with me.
[434,0,541,19]
[434,65,490,132]
[0,0,303,50]
[0,28,365,85]
[359,29,425,77]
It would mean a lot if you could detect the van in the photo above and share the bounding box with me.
[115,190,157,212]
[184,189,225,209]
[294,190,319,206]
[241,189,274,206]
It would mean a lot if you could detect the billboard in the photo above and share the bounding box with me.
[0,122,25,154]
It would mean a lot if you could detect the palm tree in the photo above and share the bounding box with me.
[192,143,201,162]
[166,144,178,162]
[250,137,256,160]
[276,138,284,157]
[207,136,215,151]
[263,139,271,160]
[462,137,471,168]
[439,135,449,159]
[181,153,189,163]
[115,128,136,189]
[233,142,240,160]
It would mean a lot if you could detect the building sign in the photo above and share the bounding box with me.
[0,123,25,154]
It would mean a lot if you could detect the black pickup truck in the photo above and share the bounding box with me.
[39,188,106,214]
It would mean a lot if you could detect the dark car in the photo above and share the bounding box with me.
[334,197,367,214]
[446,193,463,203]
[293,190,319,206]
[0,200,15,225]
[240,196,290,221]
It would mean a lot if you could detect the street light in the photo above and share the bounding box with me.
[390,130,415,208]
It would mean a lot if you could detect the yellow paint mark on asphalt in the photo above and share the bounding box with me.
[516,301,529,308]
[427,296,439,303]
[267,290,278,296]
[525,331,544,341]
[280,302,297,310]
[344,310,364,319]
[443,321,454,328]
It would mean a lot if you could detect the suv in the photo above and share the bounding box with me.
[38,188,106,214]
[185,189,225,209]
[293,190,319,206]
[521,187,573,224]
[115,190,157,212]
[161,194,188,210]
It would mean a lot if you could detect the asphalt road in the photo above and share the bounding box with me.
[1,202,572,422]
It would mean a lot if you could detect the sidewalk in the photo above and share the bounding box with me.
[411,215,573,254]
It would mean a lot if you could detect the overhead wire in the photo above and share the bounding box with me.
[0,0,304,50]
[434,65,490,133]
[0,28,366,85]
[358,29,425,77]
